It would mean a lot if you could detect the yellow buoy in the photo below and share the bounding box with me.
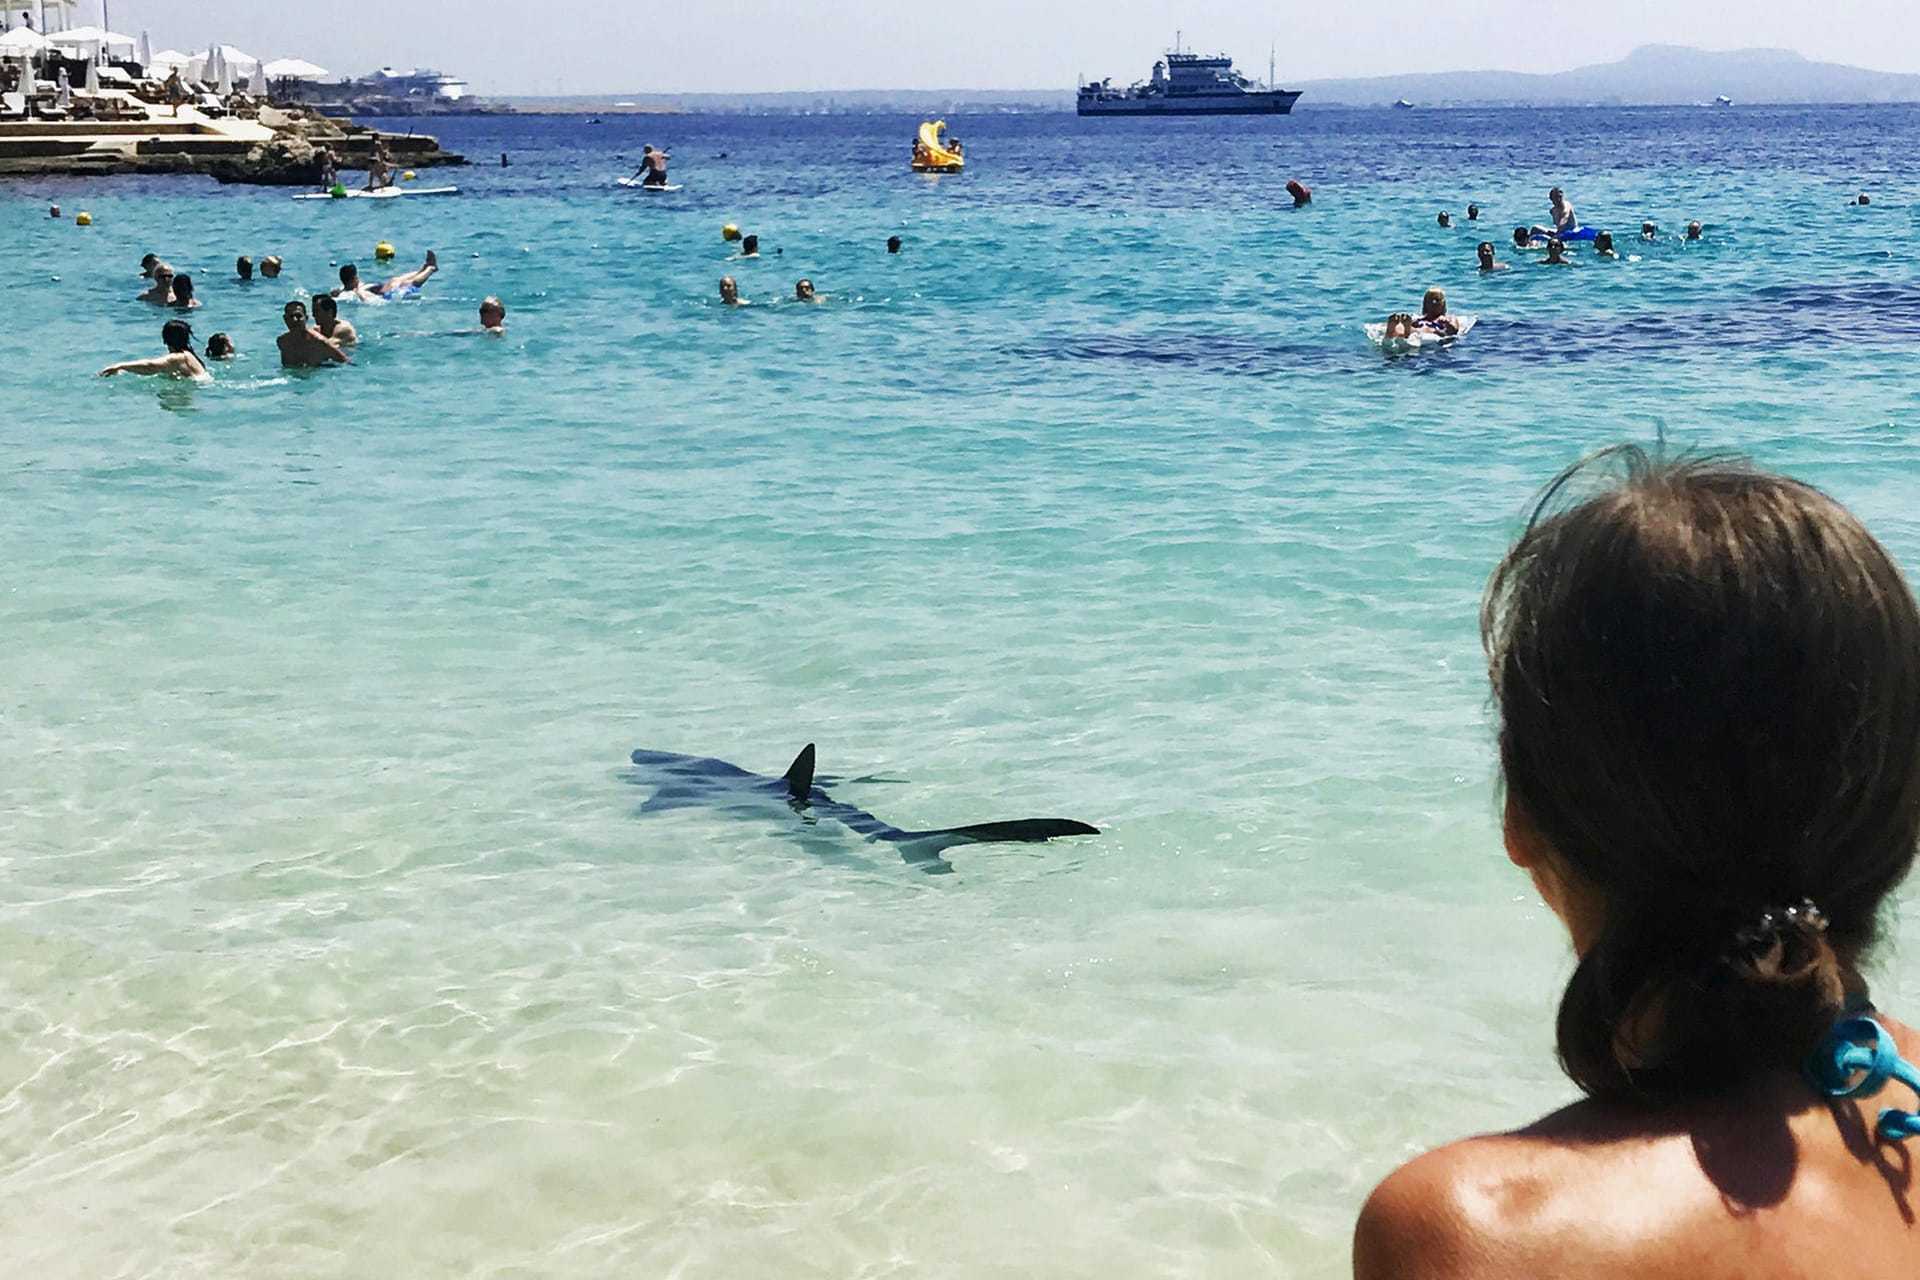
[375,240,396,261]
[402,170,417,181]
[721,223,741,242]
[74,211,92,226]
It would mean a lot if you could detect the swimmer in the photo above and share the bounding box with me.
[205,333,236,360]
[48,204,59,219]
[277,300,351,368]
[719,276,744,306]
[1593,231,1618,258]
[1356,450,1920,1280]
[236,255,254,282]
[1286,179,1311,207]
[739,234,760,259]
[1466,203,1479,220]
[311,293,358,346]
[140,252,161,278]
[479,296,507,333]
[1686,220,1704,241]
[1854,193,1871,206]
[139,263,175,305]
[334,250,437,302]
[261,255,283,279]
[1413,286,1459,337]
[1543,236,1571,265]
[1438,211,1453,228]
[886,235,902,254]
[170,273,202,309]
[794,279,819,303]
[631,144,671,188]
[1641,220,1658,241]
[1531,186,1578,239]
[99,318,211,381]
[1477,241,1509,272]
[1513,225,1544,251]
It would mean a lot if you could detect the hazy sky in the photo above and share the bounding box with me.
[33,0,1920,94]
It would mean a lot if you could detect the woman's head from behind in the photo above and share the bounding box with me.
[1484,449,1920,1101]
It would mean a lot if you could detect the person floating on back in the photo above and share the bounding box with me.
[334,251,437,302]
[1356,449,1920,1280]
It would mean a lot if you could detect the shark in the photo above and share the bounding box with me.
[627,743,1099,871]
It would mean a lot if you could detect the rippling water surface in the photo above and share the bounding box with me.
[4,105,1920,1277]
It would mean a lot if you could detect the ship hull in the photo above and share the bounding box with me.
[1077,91,1302,116]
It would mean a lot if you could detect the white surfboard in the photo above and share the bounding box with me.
[291,185,461,201]
[616,177,683,192]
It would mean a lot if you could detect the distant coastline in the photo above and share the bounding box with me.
[491,44,1920,115]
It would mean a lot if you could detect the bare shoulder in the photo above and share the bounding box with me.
[1354,1133,1565,1280]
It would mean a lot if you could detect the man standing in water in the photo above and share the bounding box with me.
[631,145,670,187]
[277,300,351,368]
[312,293,358,346]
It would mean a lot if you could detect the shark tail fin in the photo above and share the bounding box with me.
[782,743,817,800]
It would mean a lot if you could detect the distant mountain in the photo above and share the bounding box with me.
[1297,45,1920,107]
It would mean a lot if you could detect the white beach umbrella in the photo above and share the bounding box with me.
[215,48,233,94]
[0,26,54,54]
[148,48,190,74]
[136,28,150,71]
[18,55,34,94]
[215,44,258,73]
[83,55,96,93]
[47,26,134,50]
[263,57,329,80]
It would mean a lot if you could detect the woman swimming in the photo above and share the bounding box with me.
[1356,449,1920,1278]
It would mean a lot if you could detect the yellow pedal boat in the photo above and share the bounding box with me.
[910,120,964,173]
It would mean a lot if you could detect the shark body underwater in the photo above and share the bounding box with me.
[627,743,1100,871]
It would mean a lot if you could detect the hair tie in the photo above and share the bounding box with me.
[1729,898,1827,955]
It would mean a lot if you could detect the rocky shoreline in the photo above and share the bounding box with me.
[0,104,465,183]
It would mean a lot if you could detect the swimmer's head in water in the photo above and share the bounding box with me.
[206,332,235,359]
[1544,238,1567,262]
[886,235,902,253]
[741,234,759,255]
[1477,241,1496,267]
[1422,287,1447,318]
[283,300,309,329]
[236,255,253,280]
[718,276,739,304]
[151,263,174,288]
[1483,448,1920,1101]
[1466,203,1479,219]
[1686,220,1703,240]
[1858,193,1871,205]
[1642,221,1657,238]
[1438,211,1452,227]
[1513,226,1531,248]
[172,274,194,302]
[1594,231,1614,253]
[161,318,193,352]
[261,255,282,277]
[140,252,159,276]
[1285,179,1309,205]
[479,296,506,329]
[795,279,815,301]
[312,293,338,320]
[339,264,360,288]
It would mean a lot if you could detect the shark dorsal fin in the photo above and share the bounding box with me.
[782,743,817,800]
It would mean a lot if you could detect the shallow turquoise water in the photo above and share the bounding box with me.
[3,106,1920,1276]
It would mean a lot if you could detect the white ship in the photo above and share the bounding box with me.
[1078,40,1301,116]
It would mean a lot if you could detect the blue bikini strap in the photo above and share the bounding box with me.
[1805,1015,1920,1142]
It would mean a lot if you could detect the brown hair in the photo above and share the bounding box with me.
[1483,448,1920,1101]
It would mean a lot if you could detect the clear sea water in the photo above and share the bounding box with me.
[3,104,1920,1277]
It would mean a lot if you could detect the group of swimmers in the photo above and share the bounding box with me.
[713,233,905,307]
[1375,185,1725,340]
[101,247,508,379]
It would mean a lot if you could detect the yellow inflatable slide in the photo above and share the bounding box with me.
[910,120,964,173]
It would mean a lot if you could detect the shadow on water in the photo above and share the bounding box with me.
[1008,280,1920,378]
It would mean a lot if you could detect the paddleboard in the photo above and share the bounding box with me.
[617,178,683,192]
[1365,314,1477,351]
[291,186,461,201]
